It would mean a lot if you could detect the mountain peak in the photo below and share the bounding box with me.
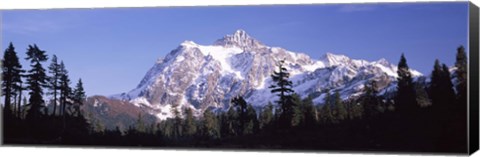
[374,58,390,66]
[233,29,248,38]
[180,40,198,47]
[320,52,352,66]
[214,29,264,50]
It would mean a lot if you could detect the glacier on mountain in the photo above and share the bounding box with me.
[111,29,422,120]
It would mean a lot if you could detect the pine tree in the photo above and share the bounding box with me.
[202,108,219,139]
[170,104,182,137]
[348,99,364,120]
[16,80,25,117]
[441,64,456,109]
[362,81,381,118]
[47,54,61,116]
[25,44,49,121]
[290,94,303,127]
[58,61,72,116]
[259,102,274,130]
[231,96,247,134]
[429,59,443,108]
[333,91,347,121]
[428,60,456,111]
[300,96,317,128]
[319,91,334,124]
[244,104,259,134]
[269,59,295,128]
[395,53,418,113]
[226,106,239,136]
[183,107,197,136]
[136,113,146,133]
[414,77,431,107]
[454,45,467,111]
[72,79,86,117]
[2,42,24,117]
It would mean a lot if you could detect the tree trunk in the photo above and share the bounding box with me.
[52,89,57,116]
[17,82,22,117]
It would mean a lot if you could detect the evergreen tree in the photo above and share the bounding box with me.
[414,77,431,107]
[244,104,259,134]
[347,99,364,120]
[183,107,197,136]
[319,91,334,124]
[160,119,174,138]
[231,96,247,134]
[47,54,61,116]
[269,59,295,128]
[72,79,86,117]
[170,104,182,137]
[333,91,347,121]
[201,108,220,139]
[226,106,239,136]
[299,96,317,128]
[429,59,443,108]
[16,80,25,117]
[290,94,303,127]
[136,113,146,133]
[58,61,72,116]
[2,42,24,117]
[395,53,418,113]
[21,97,28,119]
[259,102,274,130]
[25,44,49,121]
[428,60,456,111]
[362,81,381,118]
[454,45,467,111]
[441,64,456,109]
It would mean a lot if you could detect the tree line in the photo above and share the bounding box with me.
[2,44,469,152]
[3,42,88,144]
[87,46,468,152]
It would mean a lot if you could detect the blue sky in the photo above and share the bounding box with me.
[1,2,469,96]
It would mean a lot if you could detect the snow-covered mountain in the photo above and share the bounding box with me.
[109,29,422,120]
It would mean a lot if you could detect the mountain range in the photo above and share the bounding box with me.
[83,29,422,129]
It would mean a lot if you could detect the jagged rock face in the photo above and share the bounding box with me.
[110,29,422,120]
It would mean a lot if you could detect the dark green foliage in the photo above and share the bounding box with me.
[223,106,240,136]
[2,42,24,117]
[170,104,182,137]
[25,44,49,122]
[183,107,197,136]
[231,96,247,134]
[244,104,259,134]
[414,77,431,107]
[319,91,334,124]
[297,95,317,128]
[441,64,456,107]
[454,45,467,110]
[72,79,86,116]
[290,94,303,127]
[47,54,61,116]
[347,99,364,120]
[333,91,347,121]
[3,44,468,152]
[259,102,274,130]
[454,47,468,127]
[201,108,220,139]
[394,53,418,113]
[429,59,443,106]
[269,59,295,129]
[58,61,73,116]
[362,81,383,118]
[428,60,456,112]
[136,113,146,133]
